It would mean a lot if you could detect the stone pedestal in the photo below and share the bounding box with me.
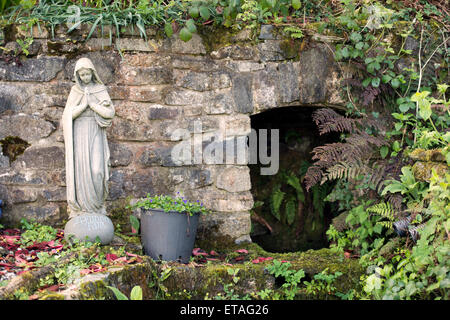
[64,213,114,245]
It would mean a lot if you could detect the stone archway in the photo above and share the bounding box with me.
[248,106,339,252]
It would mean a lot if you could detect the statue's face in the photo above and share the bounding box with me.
[78,68,93,85]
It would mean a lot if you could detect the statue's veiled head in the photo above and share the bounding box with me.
[73,57,103,87]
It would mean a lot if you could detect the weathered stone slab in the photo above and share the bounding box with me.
[198,210,251,242]
[170,33,206,55]
[124,168,173,198]
[216,166,251,193]
[117,65,173,86]
[109,142,133,167]
[10,202,62,225]
[205,90,235,115]
[0,56,66,82]
[128,86,162,103]
[164,88,205,106]
[107,169,124,200]
[174,70,232,91]
[0,84,31,114]
[258,24,281,40]
[138,143,176,167]
[231,74,253,114]
[14,146,64,169]
[253,68,278,111]
[7,187,39,204]
[42,187,66,202]
[298,44,335,104]
[0,114,55,142]
[0,147,9,167]
[276,62,300,103]
[14,25,49,39]
[172,55,219,71]
[115,38,160,52]
[211,45,257,60]
[147,104,180,120]
[257,40,286,61]
[109,118,156,141]
[224,61,265,72]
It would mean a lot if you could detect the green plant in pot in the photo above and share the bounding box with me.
[129,193,210,263]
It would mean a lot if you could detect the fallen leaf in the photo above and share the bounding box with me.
[252,257,273,264]
[126,252,139,257]
[106,253,118,262]
[192,248,208,256]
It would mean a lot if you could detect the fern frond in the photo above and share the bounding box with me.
[312,108,357,135]
[305,108,389,191]
[270,187,285,221]
[286,173,305,202]
[285,198,296,225]
[377,221,394,230]
[367,202,396,221]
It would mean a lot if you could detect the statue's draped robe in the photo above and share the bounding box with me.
[62,73,115,217]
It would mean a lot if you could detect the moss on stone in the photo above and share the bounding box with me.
[412,161,448,182]
[57,242,362,300]
[409,148,446,163]
[279,38,302,60]
[197,25,258,53]
[39,292,66,300]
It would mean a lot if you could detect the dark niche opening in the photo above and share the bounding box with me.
[0,136,30,163]
[249,106,339,253]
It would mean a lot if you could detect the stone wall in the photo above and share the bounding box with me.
[0,24,344,245]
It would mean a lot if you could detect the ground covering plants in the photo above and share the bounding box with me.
[0,0,448,299]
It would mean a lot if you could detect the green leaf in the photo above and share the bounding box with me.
[266,0,277,8]
[371,77,380,88]
[380,145,389,159]
[179,27,192,42]
[164,22,173,38]
[106,286,129,300]
[199,6,211,20]
[270,188,285,221]
[129,215,140,234]
[394,122,403,131]
[185,19,197,33]
[341,46,349,58]
[382,74,392,83]
[285,199,296,225]
[399,103,411,113]
[86,15,103,41]
[362,77,371,87]
[189,6,199,18]
[291,0,301,10]
[286,173,305,202]
[130,286,143,300]
[381,181,405,195]
[391,78,400,88]
[355,41,364,50]
[350,32,362,43]
[418,99,432,120]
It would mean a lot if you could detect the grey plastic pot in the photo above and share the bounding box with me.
[140,208,200,263]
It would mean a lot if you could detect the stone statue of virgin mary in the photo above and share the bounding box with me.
[62,57,115,244]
